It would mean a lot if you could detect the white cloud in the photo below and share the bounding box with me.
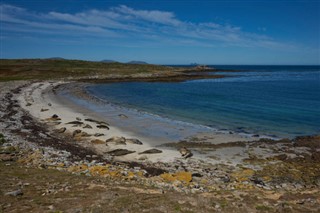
[0,4,289,49]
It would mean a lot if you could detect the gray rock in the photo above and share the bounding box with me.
[139,149,163,154]
[5,189,23,196]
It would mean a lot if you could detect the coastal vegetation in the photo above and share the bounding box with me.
[0,59,179,81]
[0,59,223,82]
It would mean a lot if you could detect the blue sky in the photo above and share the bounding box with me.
[0,0,319,65]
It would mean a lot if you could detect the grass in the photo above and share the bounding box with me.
[255,205,273,211]
[0,59,180,81]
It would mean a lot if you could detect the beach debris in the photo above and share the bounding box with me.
[76,117,81,121]
[55,127,66,133]
[139,149,162,154]
[48,103,52,106]
[106,136,126,145]
[179,147,193,158]
[118,114,128,119]
[72,129,82,137]
[107,149,135,156]
[97,124,109,130]
[83,124,93,129]
[66,121,83,125]
[126,138,143,145]
[94,133,105,137]
[91,139,106,144]
[5,189,23,197]
[41,108,49,112]
[26,103,32,106]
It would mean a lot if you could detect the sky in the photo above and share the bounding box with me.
[0,0,319,65]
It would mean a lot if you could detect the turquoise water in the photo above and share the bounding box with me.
[86,66,320,138]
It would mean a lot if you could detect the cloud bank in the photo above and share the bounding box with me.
[0,4,288,48]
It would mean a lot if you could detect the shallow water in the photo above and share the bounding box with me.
[86,65,320,138]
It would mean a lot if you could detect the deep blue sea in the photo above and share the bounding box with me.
[86,65,320,138]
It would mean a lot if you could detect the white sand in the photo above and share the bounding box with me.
[18,81,180,162]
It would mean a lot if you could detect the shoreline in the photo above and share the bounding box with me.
[1,80,320,212]
[18,81,259,164]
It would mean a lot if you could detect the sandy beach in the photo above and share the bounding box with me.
[17,81,261,164]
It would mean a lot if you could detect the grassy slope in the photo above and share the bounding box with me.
[0,59,177,81]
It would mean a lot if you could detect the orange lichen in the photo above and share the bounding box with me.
[160,171,192,183]
[231,168,255,182]
[68,164,88,173]
[89,165,109,176]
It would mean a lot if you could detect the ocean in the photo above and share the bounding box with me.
[86,65,320,139]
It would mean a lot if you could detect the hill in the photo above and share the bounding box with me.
[127,61,148,64]
[0,59,175,81]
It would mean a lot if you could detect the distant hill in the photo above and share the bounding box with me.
[47,57,66,60]
[101,59,118,63]
[127,61,148,64]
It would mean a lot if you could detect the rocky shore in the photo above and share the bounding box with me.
[1,81,319,212]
